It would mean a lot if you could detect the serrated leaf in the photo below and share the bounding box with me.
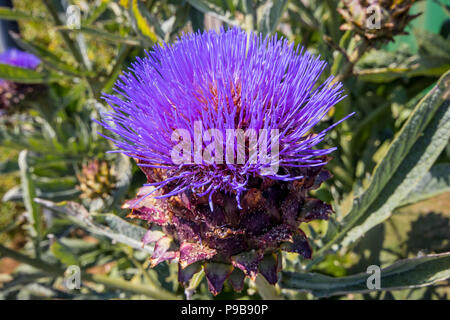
[0,6,45,22]
[95,213,147,243]
[341,74,450,247]
[0,64,62,84]
[313,71,450,262]
[204,262,233,296]
[281,253,450,298]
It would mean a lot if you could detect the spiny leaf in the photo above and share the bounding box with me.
[18,151,41,240]
[35,199,153,254]
[340,73,450,247]
[282,253,450,298]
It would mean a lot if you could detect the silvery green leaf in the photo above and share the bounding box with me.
[0,64,63,84]
[19,150,41,240]
[35,198,153,254]
[399,163,450,207]
[0,6,46,22]
[282,253,450,297]
[340,73,450,247]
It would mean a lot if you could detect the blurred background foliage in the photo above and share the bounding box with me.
[0,0,449,300]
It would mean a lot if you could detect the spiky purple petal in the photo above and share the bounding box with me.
[98,28,351,206]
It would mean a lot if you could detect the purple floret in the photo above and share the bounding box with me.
[0,48,41,69]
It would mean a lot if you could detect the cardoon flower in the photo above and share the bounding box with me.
[98,28,352,295]
[0,49,41,113]
[338,0,420,42]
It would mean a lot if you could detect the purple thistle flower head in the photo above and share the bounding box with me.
[100,28,354,295]
[99,28,352,210]
[0,48,41,69]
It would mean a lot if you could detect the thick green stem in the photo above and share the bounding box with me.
[334,40,370,83]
